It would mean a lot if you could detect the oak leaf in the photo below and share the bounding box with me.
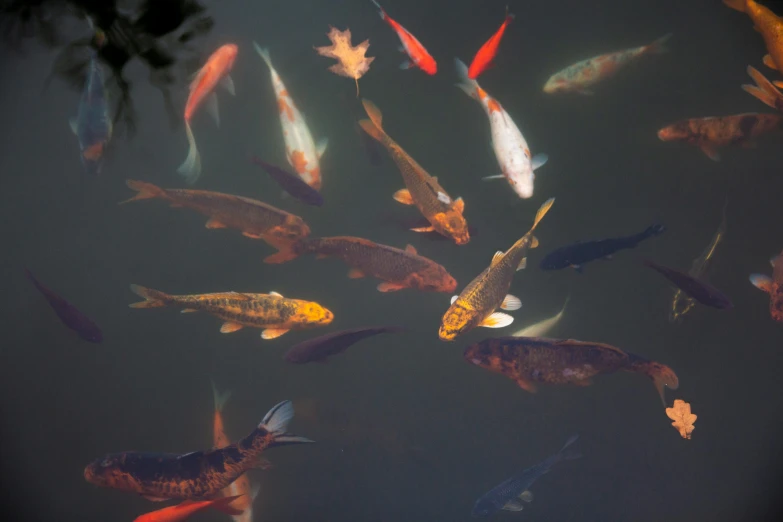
[315,26,374,97]
[665,399,697,440]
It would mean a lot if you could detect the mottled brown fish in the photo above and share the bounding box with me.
[358,99,470,245]
[464,336,679,406]
[657,113,783,161]
[121,180,311,263]
[273,236,457,293]
[84,401,312,500]
[129,285,333,339]
[439,198,554,341]
[750,249,783,322]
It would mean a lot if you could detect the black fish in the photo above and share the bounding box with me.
[644,260,733,310]
[251,157,324,206]
[25,269,102,343]
[540,224,665,272]
[283,326,403,364]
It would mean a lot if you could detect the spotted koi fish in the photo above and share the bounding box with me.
[750,249,783,322]
[254,44,327,190]
[439,198,554,341]
[129,285,333,340]
[84,401,312,500]
[358,99,469,245]
[657,113,783,161]
[121,180,310,263]
[464,337,679,406]
[725,0,783,76]
[543,34,671,95]
[455,59,548,199]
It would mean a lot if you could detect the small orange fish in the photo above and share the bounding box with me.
[370,0,437,74]
[468,9,514,79]
[750,249,783,322]
[133,496,243,522]
[129,286,334,340]
[358,99,469,245]
[121,180,310,263]
[725,0,783,76]
[657,113,783,160]
[179,44,238,184]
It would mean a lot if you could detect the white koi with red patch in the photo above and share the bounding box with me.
[254,43,327,191]
[455,59,547,199]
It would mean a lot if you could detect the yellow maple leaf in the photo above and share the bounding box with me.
[665,399,697,439]
[315,26,374,97]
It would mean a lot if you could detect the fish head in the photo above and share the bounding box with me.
[508,172,534,199]
[409,266,458,293]
[434,210,470,246]
[419,56,437,75]
[657,123,688,142]
[463,341,510,376]
[543,74,568,94]
[219,43,239,68]
[84,453,133,490]
[293,301,334,326]
[438,301,475,341]
[471,498,496,517]
[267,218,311,247]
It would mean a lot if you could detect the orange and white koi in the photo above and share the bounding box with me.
[725,0,783,77]
[543,34,671,95]
[178,44,238,184]
[455,59,547,199]
[254,44,327,191]
[370,0,437,75]
[467,9,514,79]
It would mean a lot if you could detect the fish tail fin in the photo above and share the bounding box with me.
[556,434,582,461]
[643,223,666,239]
[120,180,166,204]
[177,120,202,184]
[631,356,679,406]
[723,0,746,13]
[211,379,232,412]
[646,33,672,55]
[454,58,481,99]
[256,400,314,448]
[128,284,170,308]
[263,240,308,264]
[743,66,783,109]
[370,0,386,19]
[253,42,273,69]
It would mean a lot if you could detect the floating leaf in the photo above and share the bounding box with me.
[665,399,697,439]
[315,26,374,97]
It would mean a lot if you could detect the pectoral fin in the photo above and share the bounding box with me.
[378,282,405,292]
[269,291,283,297]
[205,217,227,229]
[69,117,78,134]
[405,244,417,254]
[519,490,534,502]
[482,174,505,181]
[180,308,198,313]
[763,54,778,71]
[500,294,522,311]
[516,376,538,393]
[502,499,525,512]
[450,295,458,305]
[699,143,720,161]
[142,496,170,502]
[531,153,549,170]
[261,328,289,339]
[479,312,514,328]
[206,92,220,127]
[453,197,464,213]
[491,251,504,266]
[517,257,527,271]
[348,268,365,279]
[316,138,329,158]
[393,189,414,205]
[411,226,435,233]
[220,74,235,95]
[774,80,783,89]
[242,231,263,239]
[750,273,773,293]
[220,322,244,334]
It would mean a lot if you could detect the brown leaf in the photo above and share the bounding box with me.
[665,399,697,440]
[315,26,374,97]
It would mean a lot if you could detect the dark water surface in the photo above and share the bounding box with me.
[2,0,783,521]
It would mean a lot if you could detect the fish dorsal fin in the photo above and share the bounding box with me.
[450,295,458,305]
[269,291,283,298]
[405,244,417,254]
[531,198,555,230]
[228,291,253,300]
[431,176,438,181]
[453,197,465,213]
[491,250,505,266]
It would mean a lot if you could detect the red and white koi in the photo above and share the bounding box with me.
[543,34,672,95]
[254,44,327,191]
[455,59,547,199]
[370,0,437,75]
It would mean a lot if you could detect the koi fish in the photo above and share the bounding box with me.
[670,204,727,322]
[749,249,783,322]
[657,113,783,161]
[370,0,437,74]
[70,49,112,177]
[543,34,671,95]
[178,43,238,184]
[254,44,327,190]
[128,285,333,340]
[511,297,569,337]
[133,496,243,522]
[251,157,324,207]
[84,401,313,500]
[439,198,554,341]
[471,435,581,518]
[743,65,783,112]
[25,269,102,343]
[539,224,665,272]
[467,9,514,79]
[644,260,733,310]
[358,99,469,244]
[464,336,679,406]
[455,59,548,199]
[211,382,259,522]
[280,236,457,293]
[283,326,403,364]
[725,0,783,75]
[121,180,311,263]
